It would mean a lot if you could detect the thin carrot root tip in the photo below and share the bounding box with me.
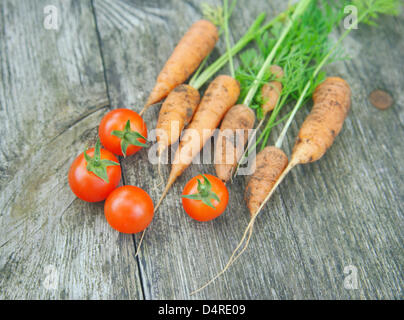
[153,156,164,190]
[146,20,218,106]
[291,77,351,164]
[135,231,146,257]
[154,175,176,213]
[191,212,257,296]
[228,222,255,269]
[139,106,147,116]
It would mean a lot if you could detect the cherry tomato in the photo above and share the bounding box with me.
[99,108,148,157]
[68,142,121,202]
[104,185,154,234]
[182,174,229,222]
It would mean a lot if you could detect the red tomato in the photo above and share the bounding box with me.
[99,108,147,157]
[68,147,121,202]
[182,174,229,222]
[104,185,154,234]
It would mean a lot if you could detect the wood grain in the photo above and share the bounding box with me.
[1,0,403,300]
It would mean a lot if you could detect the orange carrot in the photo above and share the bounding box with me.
[245,146,288,216]
[156,84,200,156]
[141,20,218,114]
[214,104,256,182]
[291,77,351,164]
[247,77,351,215]
[260,65,283,114]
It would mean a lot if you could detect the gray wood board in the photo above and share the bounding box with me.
[0,0,403,299]
[0,0,143,299]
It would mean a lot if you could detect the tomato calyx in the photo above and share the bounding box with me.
[111,120,148,157]
[182,175,221,209]
[84,139,120,183]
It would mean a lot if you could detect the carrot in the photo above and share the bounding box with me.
[141,20,218,114]
[245,146,288,216]
[156,84,200,156]
[268,64,284,79]
[214,104,255,182]
[155,74,240,211]
[291,77,351,164]
[191,77,351,295]
[260,65,283,114]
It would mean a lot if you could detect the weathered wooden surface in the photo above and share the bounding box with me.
[1,0,403,299]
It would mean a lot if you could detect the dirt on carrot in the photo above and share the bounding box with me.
[156,84,200,156]
[215,104,256,182]
[245,146,288,216]
[291,77,351,164]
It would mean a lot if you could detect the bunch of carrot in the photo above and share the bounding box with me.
[132,1,300,252]
[147,0,316,211]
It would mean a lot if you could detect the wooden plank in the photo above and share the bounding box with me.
[0,0,143,299]
[93,0,317,299]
